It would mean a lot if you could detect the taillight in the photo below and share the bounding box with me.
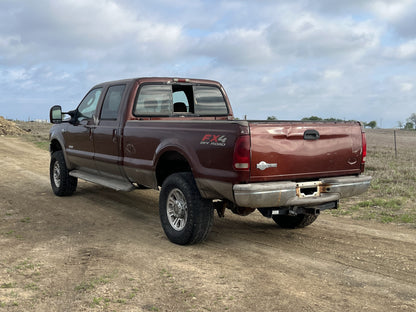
[233,135,250,171]
[361,131,367,172]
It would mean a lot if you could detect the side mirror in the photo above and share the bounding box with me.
[50,105,63,124]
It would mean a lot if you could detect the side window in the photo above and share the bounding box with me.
[133,85,171,115]
[194,86,228,116]
[101,85,126,120]
[78,88,102,121]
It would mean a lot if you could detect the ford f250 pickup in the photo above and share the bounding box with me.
[49,77,371,245]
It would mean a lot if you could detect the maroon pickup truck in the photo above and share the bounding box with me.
[49,77,371,244]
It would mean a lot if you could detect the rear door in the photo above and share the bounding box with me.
[249,122,363,182]
[93,84,126,179]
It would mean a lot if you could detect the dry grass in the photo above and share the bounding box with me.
[14,120,51,150]
[334,129,416,226]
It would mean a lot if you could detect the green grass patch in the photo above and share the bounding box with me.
[34,141,50,151]
[1,283,15,289]
[75,281,96,292]
[24,283,39,290]
[354,198,403,210]
[75,273,115,292]
[14,259,37,271]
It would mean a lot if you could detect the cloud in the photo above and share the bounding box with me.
[369,0,416,38]
[370,0,412,20]
[0,0,185,65]
[323,70,343,79]
[400,82,413,92]
[0,0,415,127]
[394,40,416,59]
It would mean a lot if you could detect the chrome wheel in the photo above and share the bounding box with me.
[53,161,61,188]
[166,188,188,231]
[159,173,214,244]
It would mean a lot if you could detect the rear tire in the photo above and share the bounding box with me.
[272,214,318,228]
[159,173,214,245]
[50,151,77,196]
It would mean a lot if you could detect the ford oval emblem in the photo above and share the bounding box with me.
[256,161,278,171]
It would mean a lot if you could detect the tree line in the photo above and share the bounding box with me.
[267,113,416,130]
[397,113,416,130]
[266,115,378,128]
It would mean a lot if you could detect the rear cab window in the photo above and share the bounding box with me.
[194,86,228,116]
[133,83,228,117]
[134,85,172,116]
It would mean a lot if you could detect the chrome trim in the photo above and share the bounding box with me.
[233,175,372,208]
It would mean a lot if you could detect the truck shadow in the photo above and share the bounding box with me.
[71,182,316,246]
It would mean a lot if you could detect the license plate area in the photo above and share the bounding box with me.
[296,181,322,198]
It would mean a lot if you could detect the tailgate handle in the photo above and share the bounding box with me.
[304,129,320,140]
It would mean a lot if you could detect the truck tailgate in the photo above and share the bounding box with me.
[249,122,364,182]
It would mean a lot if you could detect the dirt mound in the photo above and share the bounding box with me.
[0,116,26,135]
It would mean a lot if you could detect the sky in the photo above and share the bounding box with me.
[1,0,416,128]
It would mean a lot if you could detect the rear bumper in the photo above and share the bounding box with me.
[233,175,372,208]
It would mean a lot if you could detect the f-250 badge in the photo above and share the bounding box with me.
[200,134,227,147]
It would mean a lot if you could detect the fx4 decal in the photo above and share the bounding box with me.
[200,134,228,147]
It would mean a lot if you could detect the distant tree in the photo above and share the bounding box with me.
[267,116,277,121]
[301,116,322,121]
[324,117,338,122]
[365,121,377,129]
[397,121,403,129]
[409,113,416,127]
[404,121,414,130]
[300,116,358,123]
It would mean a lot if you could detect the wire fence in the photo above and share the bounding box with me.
[366,129,416,160]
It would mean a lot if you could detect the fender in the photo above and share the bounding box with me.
[49,123,73,170]
[154,137,198,168]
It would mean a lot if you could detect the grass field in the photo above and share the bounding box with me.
[335,129,416,226]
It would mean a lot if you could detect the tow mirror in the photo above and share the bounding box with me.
[50,105,63,124]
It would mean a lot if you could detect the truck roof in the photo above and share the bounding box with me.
[91,77,223,89]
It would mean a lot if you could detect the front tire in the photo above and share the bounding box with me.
[272,214,318,229]
[159,173,214,245]
[50,150,78,196]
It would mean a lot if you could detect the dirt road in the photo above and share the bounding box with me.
[1,136,415,311]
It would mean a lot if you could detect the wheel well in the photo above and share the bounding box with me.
[156,151,192,187]
[50,139,62,154]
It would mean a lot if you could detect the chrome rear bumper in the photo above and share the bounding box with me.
[233,175,372,208]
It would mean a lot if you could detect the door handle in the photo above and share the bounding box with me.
[112,129,118,143]
[304,129,320,140]
[88,127,93,140]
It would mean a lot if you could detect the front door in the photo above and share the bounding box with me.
[64,87,102,173]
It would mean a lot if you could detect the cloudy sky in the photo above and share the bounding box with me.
[1,0,416,127]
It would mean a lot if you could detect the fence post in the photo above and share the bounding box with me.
[394,130,397,158]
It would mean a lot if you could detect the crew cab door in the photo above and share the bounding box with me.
[93,84,126,179]
[63,88,102,172]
